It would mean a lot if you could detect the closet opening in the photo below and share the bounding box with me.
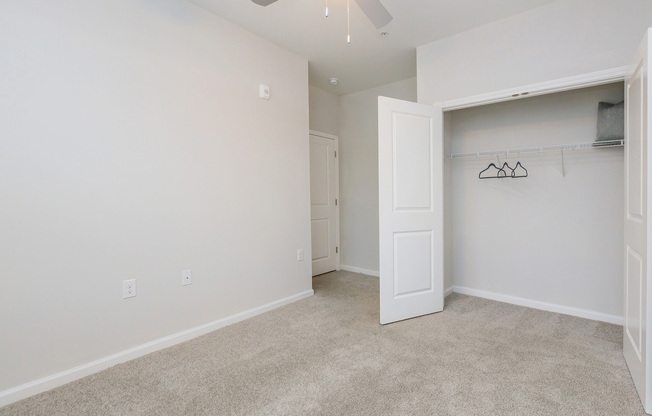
[442,81,625,324]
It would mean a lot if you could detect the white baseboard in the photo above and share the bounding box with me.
[340,265,379,277]
[452,286,623,325]
[0,289,314,408]
[444,286,454,297]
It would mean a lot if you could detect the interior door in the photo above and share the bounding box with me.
[310,133,339,276]
[624,28,651,412]
[378,96,444,324]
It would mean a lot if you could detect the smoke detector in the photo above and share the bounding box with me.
[329,78,339,86]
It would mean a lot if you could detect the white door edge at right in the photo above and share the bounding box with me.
[623,27,651,413]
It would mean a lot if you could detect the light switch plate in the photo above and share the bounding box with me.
[259,84,270,100]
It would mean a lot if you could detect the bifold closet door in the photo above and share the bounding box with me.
[623,27,652,413]
[378,96,444,325]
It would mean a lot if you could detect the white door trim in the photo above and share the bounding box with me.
[309,130,340,273]
[437,66,628,111]
[310,129,338,141]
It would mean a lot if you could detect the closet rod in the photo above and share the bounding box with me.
[448,140,623,160]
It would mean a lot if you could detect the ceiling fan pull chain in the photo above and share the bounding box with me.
[347,0,351,44]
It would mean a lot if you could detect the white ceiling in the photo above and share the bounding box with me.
[190,0,560,95]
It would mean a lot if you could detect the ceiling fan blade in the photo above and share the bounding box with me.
[354,0,393,29]
[251,0,278,6]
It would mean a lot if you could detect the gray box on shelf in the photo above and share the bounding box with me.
[596,101,624,142]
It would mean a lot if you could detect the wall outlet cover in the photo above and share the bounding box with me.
[123,279,136,299]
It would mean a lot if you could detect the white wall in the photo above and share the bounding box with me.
[447,83,624,318]
[417,0,652,104]
[339,78,417,274]
[0,0,311,394]
[309,85,339,136]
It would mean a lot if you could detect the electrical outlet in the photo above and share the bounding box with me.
[123,279,136,299]
[182,269,192,286]
[297,249,304,261]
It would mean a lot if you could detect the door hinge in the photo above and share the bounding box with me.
[334,150,337,158]
[335,198,338,206]
[336,246,338,254]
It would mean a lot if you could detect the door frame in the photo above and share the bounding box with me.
[309,130,341,274]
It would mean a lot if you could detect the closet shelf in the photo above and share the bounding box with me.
[448,140,624,160]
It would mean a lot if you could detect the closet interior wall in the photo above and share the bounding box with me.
[443,82,625,320]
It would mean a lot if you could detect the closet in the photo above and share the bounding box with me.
[442,82,625,323]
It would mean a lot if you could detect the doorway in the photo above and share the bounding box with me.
[309,131,340,276]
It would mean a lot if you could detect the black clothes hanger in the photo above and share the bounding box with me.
[479,162,508,179]
[479,160,528,179]
[500,162,514,177]
[511,161,528,178]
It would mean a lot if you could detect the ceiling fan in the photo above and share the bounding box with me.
[251,0,393,29]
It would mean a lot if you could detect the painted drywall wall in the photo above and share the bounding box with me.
[447,83,624,318]
[417,0,652,104]
[309,85,340,136]
[339,78,417,274]
[0,0,311,393]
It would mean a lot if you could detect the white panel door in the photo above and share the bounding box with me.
[310,133,339,276]
[378,96,444,325]
[624,28,652,412]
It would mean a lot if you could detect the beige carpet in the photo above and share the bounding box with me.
[1,271,645,415]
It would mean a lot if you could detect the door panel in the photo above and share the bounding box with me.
[310,134,339,276]
[393,113,433,211]
[379,96,444,325]
[394,231,433,297]
[623,28,650,412]
[311,219,330,260]
[310,143,330,206]
[626,246,643,360]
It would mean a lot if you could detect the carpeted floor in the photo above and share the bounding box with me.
[1,271,645,415]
